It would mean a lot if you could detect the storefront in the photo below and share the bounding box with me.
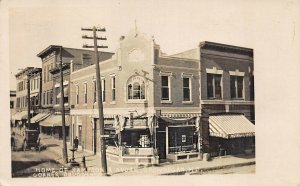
[157,114,201,162]
[39,114,70,140]
[104,115,159,165]
[208,113,255,157]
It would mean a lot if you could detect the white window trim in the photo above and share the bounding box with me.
[159,72,172,104]
[229,69,245,76]
[206,67,223,75]
[125,76,147,104]
[182,76,193,104]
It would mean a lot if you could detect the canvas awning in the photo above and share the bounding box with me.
[209,114,255,139]
[31,113,50,123]
[11,111,28,121]
[57,87,69,98]
[39,115,70,127]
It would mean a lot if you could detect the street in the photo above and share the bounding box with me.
[11,133,67,178]
[190,164,255,175]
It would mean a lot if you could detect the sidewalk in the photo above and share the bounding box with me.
[36,133,254,176]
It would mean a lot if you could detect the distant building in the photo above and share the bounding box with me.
[36,45,114,140]
[12,67,34,127]
[10,90,16,127]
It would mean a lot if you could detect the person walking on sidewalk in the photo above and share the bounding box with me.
[73,136,79,151]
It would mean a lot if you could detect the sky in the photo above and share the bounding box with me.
[8,0,264,90]
[2,1,300,184]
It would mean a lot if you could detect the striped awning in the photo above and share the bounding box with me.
[11,111,28,121]
[31,113,50,123]
[209,114,255,139]
[160,113,200,118]
[40,115,70,127]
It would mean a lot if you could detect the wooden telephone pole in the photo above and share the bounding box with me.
[59,46,68,164]
[81,26,108,175]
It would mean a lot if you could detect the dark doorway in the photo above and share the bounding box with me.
[157,131,166,160]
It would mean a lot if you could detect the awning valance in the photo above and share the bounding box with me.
[40,115,70,127]
[209,114,255,139]
[31,113,50,123]
[57,87,69,98]
[160,113,200,119]
[11,111,28,121]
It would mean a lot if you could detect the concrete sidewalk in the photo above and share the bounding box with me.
[18,131,255,176]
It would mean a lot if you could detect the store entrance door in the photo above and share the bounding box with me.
[157,131,166,160]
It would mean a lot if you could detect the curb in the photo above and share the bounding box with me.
[160,161,256,175]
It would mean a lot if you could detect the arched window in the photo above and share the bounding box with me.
[127,76,146,100]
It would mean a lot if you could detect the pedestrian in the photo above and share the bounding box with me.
[73,136,79,151]
[11,133,16,151]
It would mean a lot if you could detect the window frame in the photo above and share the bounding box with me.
[230,75,244,99]
[206,73,223,99]
[182,73,193,103]
[75,85,79,105]
[126,76,146,103]
[159,71,172,104]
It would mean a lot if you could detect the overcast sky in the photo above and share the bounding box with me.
[8,0,275,90]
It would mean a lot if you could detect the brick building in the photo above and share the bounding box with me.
[198,41,255,156]
[70,30,204,164]
[36,45,113,141]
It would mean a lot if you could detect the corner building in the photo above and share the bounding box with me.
[70,30,203,164]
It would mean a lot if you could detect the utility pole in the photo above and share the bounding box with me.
[81,26,108,175]
[59,46,68,164]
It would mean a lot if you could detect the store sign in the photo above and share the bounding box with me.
[182,135,186,143]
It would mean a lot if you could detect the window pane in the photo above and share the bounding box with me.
[214,75,222,98]
[161,76,168,86]
[162,88,169,100]
[183,78,189,88]
[237,76,243,98]
[230,76,236,98]
[207,74,214,98]
[183,88,190,101]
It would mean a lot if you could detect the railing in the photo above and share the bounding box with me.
[168,145,196,153]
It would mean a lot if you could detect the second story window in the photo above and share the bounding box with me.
[207,73,222,99]
[76,85,79,104]
[161,76,170,101]
[183,77,191,101]
[84,83,88,104]
[111,76,116,102]
[127,76,145,100]
[230,76,244,99]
